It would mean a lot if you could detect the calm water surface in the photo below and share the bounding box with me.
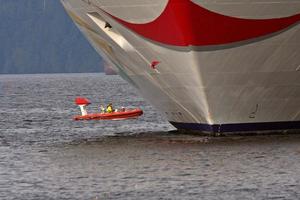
[1,73,300,200]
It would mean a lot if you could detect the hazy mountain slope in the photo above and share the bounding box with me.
[0,0,102,73]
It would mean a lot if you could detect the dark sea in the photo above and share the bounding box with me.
[1,73,300,200]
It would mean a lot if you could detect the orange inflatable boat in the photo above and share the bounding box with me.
[73,97,143,121]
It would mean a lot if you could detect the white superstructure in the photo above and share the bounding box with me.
[61,0,300,133]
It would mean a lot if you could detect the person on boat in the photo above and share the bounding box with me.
[100,105,105,113]
[106,103,114,113]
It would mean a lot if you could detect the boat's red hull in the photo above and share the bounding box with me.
[73,109,143,120]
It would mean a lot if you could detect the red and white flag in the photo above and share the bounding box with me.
[150,61,160,73]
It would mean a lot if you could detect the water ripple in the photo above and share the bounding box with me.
[1,74,300,199]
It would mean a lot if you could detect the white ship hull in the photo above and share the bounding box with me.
[61,0,300,133]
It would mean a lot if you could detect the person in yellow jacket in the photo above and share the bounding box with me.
[106,103,114,113]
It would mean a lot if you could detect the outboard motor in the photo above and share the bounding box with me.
[75,97,91,116]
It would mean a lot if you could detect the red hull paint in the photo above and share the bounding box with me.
[103,0,300,46]
[73,109,143,120]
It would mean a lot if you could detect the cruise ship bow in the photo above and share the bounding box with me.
[61,0,300,134]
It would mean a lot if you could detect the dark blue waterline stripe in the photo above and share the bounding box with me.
[169,121,300,133]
